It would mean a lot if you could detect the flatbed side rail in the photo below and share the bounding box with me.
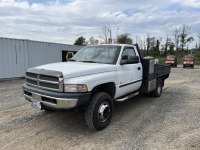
[142,64,171,83]
[154,64,171,78]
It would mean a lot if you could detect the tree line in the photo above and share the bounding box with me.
[74,24,200,58]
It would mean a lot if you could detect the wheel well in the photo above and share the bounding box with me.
[91,83,116,98]
[160,75,168,87]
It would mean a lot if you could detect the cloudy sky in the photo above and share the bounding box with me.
[0,0,200,47]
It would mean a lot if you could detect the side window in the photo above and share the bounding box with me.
[121,47,136,60]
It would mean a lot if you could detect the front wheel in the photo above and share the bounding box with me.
[85,92,113,131]
[150,78,163,97]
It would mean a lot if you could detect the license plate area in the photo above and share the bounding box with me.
[31,100,42,110]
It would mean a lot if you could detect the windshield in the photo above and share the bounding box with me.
[166,57,175,60]
[71,45,121,64]
[184,57,193,61]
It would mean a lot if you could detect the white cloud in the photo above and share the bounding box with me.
[170,0,200,8]
[0,0,199,46]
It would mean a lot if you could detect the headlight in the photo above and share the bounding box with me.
[64,84,88,92]
[191,62,193,64]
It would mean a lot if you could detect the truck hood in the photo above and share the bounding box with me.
[35,62,116,79]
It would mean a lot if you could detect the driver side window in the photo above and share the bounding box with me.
[121,47,136,60]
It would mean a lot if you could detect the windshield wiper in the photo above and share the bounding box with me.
[80,61,96,63]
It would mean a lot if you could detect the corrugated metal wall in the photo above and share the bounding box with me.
[0,37,83,79]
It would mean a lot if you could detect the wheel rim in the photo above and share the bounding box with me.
[98,101,110,123]
[157,84,162,94]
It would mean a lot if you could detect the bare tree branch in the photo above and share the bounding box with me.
[99,24,111,43]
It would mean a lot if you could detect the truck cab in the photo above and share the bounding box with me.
[23,44,170,131]
[183,55,195,68]
[165,55,177,67]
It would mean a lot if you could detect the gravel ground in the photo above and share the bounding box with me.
[0,65,200,150]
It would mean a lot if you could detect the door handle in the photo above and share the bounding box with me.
[138,67,141,70]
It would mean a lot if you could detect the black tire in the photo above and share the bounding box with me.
[150,78,163,97]
[175,64,177,67]
[191,65,194,69]
[183,65,186,68]
[85,92,113,131]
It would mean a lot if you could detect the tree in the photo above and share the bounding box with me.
[179,24,194,52]
[88,37,99,45]
[146,34,150,55]
[100,24,111,43]
[74,36,86,46]
[148,36,157,51]
[197,32,200,50]
[186,36,194,50]
[168,42,175,54]
[164,35,171,55]
[147,39,161,57]
[117,33,132,44]
[173,28,180,50]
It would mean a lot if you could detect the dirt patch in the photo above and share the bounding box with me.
[0,66,200,149]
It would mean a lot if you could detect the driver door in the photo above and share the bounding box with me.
[117,46,142,97]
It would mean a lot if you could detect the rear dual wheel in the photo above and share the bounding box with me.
[150,78,163,97]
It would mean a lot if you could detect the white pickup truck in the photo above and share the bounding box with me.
[23,44,170,131]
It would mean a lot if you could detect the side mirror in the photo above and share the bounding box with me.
[120,56,139,65]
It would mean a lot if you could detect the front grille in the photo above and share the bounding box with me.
[25,71,63,92]
[26,72,37,79]
[39,82,59,89]
[26,78,37,86]
[39,75,59,82]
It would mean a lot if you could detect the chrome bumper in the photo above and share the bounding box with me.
[24,92,78,109]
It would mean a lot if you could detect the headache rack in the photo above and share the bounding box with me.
[25,69,64,92]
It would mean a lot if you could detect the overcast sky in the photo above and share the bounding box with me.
[0,0,200,47]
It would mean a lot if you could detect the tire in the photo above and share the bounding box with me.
[175,64,177,67]
[85,92,113,131]
[150,78,163,97]
[191,65,194,69]
[183,65,186,68]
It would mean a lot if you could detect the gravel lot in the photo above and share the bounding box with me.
[0,65,200,150]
